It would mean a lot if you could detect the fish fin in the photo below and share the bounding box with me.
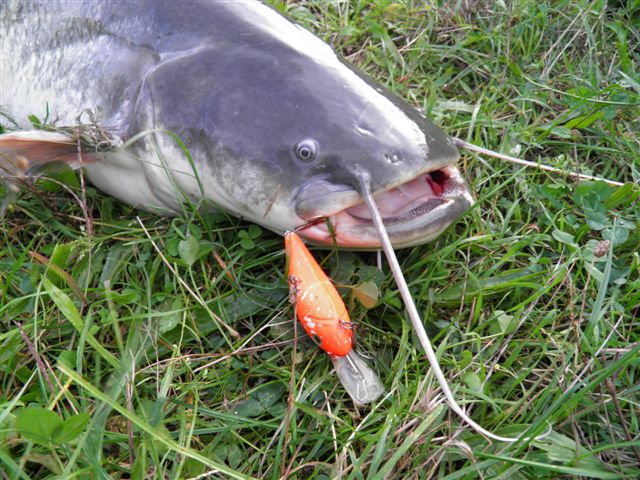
[0,131,98,176]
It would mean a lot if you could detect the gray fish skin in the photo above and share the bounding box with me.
[0,0,473,249]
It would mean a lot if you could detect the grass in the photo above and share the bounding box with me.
[1,0,639,478]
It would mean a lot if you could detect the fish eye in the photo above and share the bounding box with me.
[294,139,318,161]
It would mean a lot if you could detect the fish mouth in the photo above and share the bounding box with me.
[294,166,474,249]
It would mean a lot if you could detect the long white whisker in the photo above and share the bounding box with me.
[452,137,625,187]
[357,173,551,443]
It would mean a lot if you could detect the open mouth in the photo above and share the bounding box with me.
[294,165,473,249]
[342,169,451,225]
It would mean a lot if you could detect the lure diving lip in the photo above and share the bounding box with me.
[285,231,384,404]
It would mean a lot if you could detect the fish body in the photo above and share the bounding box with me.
[1,0,473,248]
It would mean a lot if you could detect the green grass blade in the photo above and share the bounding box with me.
[57,362,254,480]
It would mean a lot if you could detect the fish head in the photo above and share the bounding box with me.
[137,3,473,249]
[285,62,474,249]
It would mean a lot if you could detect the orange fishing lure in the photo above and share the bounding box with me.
[285,231,353,357]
